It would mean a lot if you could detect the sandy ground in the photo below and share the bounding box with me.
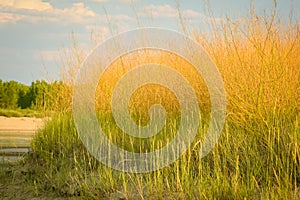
[0,116,45,132]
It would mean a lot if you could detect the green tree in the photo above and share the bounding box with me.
[1,81,19,109]
[0,80,4,108]
[17,84,31,109]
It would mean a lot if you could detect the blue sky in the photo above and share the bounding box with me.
[0,0,299,85]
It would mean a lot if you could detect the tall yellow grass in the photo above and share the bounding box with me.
[58,5,299,127]
[29,3,300,198]
[196,7,300,126]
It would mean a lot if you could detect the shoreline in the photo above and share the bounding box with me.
[0,116,45,132]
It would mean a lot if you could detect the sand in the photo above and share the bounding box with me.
[0,116,45,132]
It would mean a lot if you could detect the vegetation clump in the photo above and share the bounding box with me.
[1,2,300,199]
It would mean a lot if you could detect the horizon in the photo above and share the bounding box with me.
[0,0,299,85]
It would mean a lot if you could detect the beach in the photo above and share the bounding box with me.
[0,116,45,132]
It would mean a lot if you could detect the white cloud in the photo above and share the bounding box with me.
[0,0,52,11]
[139,4,224,23]
[0,12,21,23]
[140,4,205,19]
[183,9,203,18]
[141,4,177,18]
[0,0,53,23]
[0,1,132,25]
[63,2,96,17]
[93,0,136,3]
[0,2,97,24]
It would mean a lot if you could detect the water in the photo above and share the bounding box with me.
[0,131,34,163]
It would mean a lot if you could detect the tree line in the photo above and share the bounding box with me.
[0,80,70,112]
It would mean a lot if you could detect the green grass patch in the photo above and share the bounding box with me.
[21,112,299,199]
[0,108,48,118]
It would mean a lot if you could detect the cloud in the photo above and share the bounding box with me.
[139,4,224,23]
[93,0,136,3]
[0,0,53,23]
[140,4,205,18]
[0,1,132,25]
[63,2,96,17]
[183,9,203,18]
[140,4,204,19]
[141,4,177,18]
[0,12,21,23]
[0,1,97,24]
[0,0,52,11]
